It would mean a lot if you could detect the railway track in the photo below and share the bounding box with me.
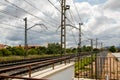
[0,56,60,69]
[0,54,75,77]
[0,52,95,78]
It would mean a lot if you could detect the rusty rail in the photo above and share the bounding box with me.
[0,56,71,79]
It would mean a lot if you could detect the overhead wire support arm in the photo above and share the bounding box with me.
[27,24,47,30]
[65,23,83,55]
[23,17,46,57]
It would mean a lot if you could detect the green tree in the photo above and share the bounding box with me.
[28,49,38,55]
[66,48,72,54]
[109,46,117,53]
[7,47,24,56]
[37,46,47,54]
[1,49,12,56]
[81,45,91,52]
[72,48,77,53]
[46,43,61,54]
[81,45,87,52]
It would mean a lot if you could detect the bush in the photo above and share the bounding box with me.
[28,49,38,55]
[109,46,117,53]
[1,49,12,56]
[0,50,3,56]
[7,47,24,56]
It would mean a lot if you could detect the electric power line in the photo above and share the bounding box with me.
[5,0,56,27]
[48,0,61,12]
[23,0,59,24]
[70,0,83,23]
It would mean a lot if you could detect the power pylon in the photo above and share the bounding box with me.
[61,0,70,56]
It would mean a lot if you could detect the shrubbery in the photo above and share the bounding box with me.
[0,43,61,56]
[109,46,117,53]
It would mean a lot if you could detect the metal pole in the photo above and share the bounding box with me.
[61,0,68,56]
[78,23,82,55]
[96,38,98,49]
[61,0,64,57]
[78,23,83,80]
[91,39,93,52]
[101,42,103,51]
[24,17,28,57]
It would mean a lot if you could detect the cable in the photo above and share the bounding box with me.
[70,0,83,23]
[0,2,43,24]
[0,22,24,29]
[71,30,78,45]
[68,10,76,25]
[48,0,61,12]
[5,0,56,27]
[23,0,59,24]
[50,0,74,25]
[1,0,61,31]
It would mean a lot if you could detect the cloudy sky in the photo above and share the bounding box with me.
[0,0,120,48]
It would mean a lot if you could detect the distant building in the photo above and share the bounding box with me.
[0,44,7,49]
[16,45,41,49]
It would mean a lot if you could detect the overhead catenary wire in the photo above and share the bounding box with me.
[51,0,75,26]
[71,30,78,45]
[68,10,76,25]
[0,21,49,35]
[0,2,46,25]
[0,11,58,35]
[1,0,92,47]
[1,0,58,33]
[5,0,57,27]
[0,11,57,32]
[67,0,94,44]
[70,0,83,23]
[48,0,61,12]
[23,0,59,24]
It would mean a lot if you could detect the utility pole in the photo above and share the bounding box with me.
[90,39,93,52]
[23,17,46,57]
[78,23,83,55]
[61,0,70,56]
[96,38,98,49]
[24,17,28,57]
[101,42,103,51]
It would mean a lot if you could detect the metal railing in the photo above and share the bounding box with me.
[0,56,71,79]
[75,54,120,80]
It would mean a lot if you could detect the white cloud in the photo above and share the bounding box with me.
[0,0,120,47]
[103,0,120,11]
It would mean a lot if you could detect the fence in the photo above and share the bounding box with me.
[75,53,120,80]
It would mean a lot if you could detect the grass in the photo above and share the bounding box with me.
[75,54,96,72]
